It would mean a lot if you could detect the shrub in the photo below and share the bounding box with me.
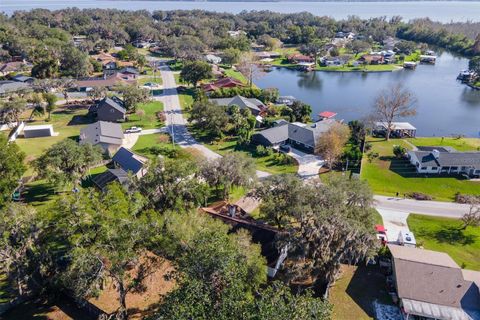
[256,145,268,156]
[393,145,407,158]
[408,192,433,201]
[367,152,379,163]
[455,193,480,204]
[156,111,166,122]
[364,142,373,152]
[149,145,179,158]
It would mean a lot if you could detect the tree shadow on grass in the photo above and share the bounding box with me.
[67,114,95,126]
[345,264,393,317]
[23,182,56,206]
[415,226,477,246]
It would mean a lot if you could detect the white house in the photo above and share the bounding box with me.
[407,147,480,176]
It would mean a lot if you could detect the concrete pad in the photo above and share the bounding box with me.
[377,208,410,243]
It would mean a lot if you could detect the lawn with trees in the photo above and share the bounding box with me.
[407,214,480,270]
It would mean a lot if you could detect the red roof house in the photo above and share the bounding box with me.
[202,77,244,92]
[318,111,337,120]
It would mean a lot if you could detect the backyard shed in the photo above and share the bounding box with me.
[23,124,55,138]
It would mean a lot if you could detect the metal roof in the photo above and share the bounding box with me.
[210,95,265,113]
[112,147,146,174]
[376,121,416,130]
[99,96,126,114]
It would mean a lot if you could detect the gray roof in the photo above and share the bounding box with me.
[253,122,290,145]
[0,80,30,94]
[119,67,139,75]
[410,150,480,168]
[210,95,265,113]
[112,147,146,174]
[80,121,124,146]
[11,75,34,83]
[388,245,480,316]
[92,168,129,191]
[100,96,126,114]
[253,119,337,147]
[417,146,457,153]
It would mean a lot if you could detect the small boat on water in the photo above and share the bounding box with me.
[457,70,477,82]
[403,61,417,70]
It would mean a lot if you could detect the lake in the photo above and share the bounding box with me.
[255,52,480,137]
[1,0,480,22]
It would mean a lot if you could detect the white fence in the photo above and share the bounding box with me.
[8,121,25,142]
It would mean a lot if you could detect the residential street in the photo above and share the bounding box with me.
[374,195,469,218]
[157,62,271,178]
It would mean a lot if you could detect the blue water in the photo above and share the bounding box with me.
[255,52,480,137]
[1,0,480,22]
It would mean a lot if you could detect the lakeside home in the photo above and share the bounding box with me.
[407,147,480,177]
[209,95,266,116]
[251,118,337,153]
[374,122,417,138]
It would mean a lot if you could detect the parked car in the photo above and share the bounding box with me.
[125,126,142,133]
[279,144,291,153]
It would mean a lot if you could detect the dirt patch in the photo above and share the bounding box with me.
[89,254,175,319]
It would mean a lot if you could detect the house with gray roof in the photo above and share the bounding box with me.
[408,148,480,177]
[112,147,148,179]
[251,119,337,153]
[90,96,127,122]
[0,80,31,97]
[92,147,148,191]
[388,244,480,320]
[79,121,124,156]
[209,95,266,116]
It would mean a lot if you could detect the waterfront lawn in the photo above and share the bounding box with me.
[361,137,480,201]
[407,137,480,152]
[224,68,248,84]
[407,214,480,270]
[190,128,298,175]
[122,101,164,130]
[329,264,393,320]
[15,104,92,163]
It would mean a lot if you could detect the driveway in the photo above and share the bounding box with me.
[376,208,410,243]
[286,147,324,180]
[140,127,167,135]
[122,133,140,149]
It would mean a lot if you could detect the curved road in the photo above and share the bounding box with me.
[155,59,468,219]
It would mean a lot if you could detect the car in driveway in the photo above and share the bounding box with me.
[279,144,291,153]
[125,126,142,134]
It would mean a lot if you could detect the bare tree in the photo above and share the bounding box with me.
[372,84,417,141]
[237,52,265,88]
[462,196,480,229]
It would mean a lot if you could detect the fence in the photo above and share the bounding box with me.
[8,121,25,142]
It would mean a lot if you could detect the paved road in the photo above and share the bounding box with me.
[140,128,166,135]
[156,59,469,219]
[157,62,270,177]
[374,195,469,218]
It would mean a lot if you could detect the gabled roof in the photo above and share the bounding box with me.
[75,73,136,88]
[119,67,139,75]
[210,95,265,113]
[112,147,147,175]
[80,121,124,146]
[0,81,30,94]
[409,150,480,168]
[253,122,290,145]
[318,111,337,119]
[388,245,480,316]
[99,96,126,114]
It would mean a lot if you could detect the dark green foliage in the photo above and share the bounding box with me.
[189,100,229,138]
[180,60,212,87]
[34,139,103,188]
[0,135,26,208]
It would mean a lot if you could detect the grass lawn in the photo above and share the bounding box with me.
[407,137,480,152]
[190,128,298,175]
[138,76,162,86]
[15,105,92,164]
[329,264,393,320]
[361,137,480,201]
[224,68,248,84]
[122,101,164,130]
[407,214,480,270]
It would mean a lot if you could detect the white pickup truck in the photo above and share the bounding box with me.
[125,126,142,134]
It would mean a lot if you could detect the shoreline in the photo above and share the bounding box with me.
[269,64,403,73]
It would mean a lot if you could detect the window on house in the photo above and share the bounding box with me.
[431,167,437,170]
[421,167,427,170]
[450,166,458,171]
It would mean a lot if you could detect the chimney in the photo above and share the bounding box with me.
[432,149,440,159]
[228,205,236,217]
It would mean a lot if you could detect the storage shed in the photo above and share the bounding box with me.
[23,124,54,138]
